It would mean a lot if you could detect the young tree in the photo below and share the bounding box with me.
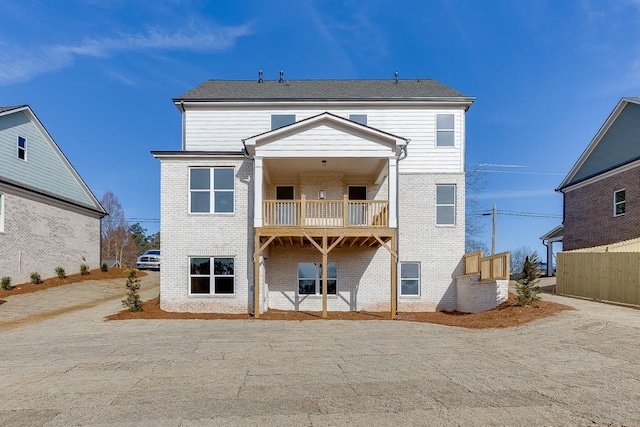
[100,191,136,266]
[516,253,541,307]
[465,169,489,254]
[510,245,535,275]
[122,269,143,312]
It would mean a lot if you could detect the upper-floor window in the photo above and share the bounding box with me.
[436,184,456,225]
[190,257,235,295]
[436,114,455,147]
[17,136,27,160]
[0,193,4,233]
[298,262,337,295]
[271,114,296,130]
[349,114,367,125]
[400,262,420,296]
[614,189,626,216]
[189,167,234,213]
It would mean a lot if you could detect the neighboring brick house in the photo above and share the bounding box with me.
[556,97,640,251]
[0,105,106,284]
[153,76,476,317]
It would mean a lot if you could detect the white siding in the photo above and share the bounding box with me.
[184,106,465,173]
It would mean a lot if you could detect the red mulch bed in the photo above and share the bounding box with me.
[106,292,573,328]
[0,268,147,297]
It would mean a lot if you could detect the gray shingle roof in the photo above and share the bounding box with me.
[0,105,26,114]
[174,79,473,102]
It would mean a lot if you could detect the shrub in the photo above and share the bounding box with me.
[516,253,541,307]
[30,272,42,284]
[1,276,11,290]
[101,263,108,272]
[80,264,89,275]
[122,269,143,312]
[55,267,66,279]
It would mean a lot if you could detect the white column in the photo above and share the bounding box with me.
[388,156,397,228]
[254,157,263,227]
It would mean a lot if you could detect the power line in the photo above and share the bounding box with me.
[469,210,561,219]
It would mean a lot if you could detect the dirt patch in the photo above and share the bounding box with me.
[106,292,573,328]
[0,268,148,297]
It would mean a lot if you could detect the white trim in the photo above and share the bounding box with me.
[435,184,456,226]
[614,188,626,217]
[558,98,640,190]
[399,261,421,297]
[188,167,235,214]
[560,158,640,193]
[188,256,236,296]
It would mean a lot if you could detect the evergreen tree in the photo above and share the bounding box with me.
[516,253,541,307]
[122,269,143,312]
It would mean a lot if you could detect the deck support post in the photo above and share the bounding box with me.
[254,233,260,319]
[390,234,397,319]
[322,234,328,319]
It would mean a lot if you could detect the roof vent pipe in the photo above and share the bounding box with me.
[258,70,263,83]
[279,70,284,83]
[394,71,399,84]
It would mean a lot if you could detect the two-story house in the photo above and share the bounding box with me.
[556,97,640,251]
[0,105,106,284]
[153,76,475,317]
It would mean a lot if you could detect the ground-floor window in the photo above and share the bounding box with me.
[190,257,235,295]
[298,262,337,295]
[400,262,420,296]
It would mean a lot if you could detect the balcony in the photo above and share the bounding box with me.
[262,196,389,229]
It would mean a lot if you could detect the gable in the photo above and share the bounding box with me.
[560,99,640,189]
[245,112,406,158]
[0,107,105,213]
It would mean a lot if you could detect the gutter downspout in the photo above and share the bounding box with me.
[395,139,410,315]
[242,138,257,316]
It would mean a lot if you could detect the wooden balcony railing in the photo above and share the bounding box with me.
[263,196,389,228]
[464,250,510,280]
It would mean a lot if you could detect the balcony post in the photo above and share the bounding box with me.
[254,157,263,227]
[343,195,349,227]
[388,156,397,227]
[301,194,306,227]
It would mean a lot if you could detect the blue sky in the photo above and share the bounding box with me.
[2,0,640,258]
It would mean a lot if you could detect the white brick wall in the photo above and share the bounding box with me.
[267,246,392,312]
[0,189,101,284]
[159,157,255,313]
[397,173,466,312]
[456,274,509,313]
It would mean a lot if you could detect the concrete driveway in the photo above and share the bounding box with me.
[0,273,639,426]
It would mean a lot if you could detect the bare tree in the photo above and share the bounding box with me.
[100,191,136,266]
[465,169,489,254]
[510,245,536,275]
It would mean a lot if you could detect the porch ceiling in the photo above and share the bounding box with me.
[264,157,386,181]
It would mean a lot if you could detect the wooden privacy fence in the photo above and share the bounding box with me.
[556,252,640,305]
[463,251,510,280]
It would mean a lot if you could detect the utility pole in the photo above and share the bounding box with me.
[491,204,497,255]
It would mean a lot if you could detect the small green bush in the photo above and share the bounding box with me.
[122,269,143,312]
[30,272,42,284]
[80,264,89,275]
[1,276,11,290]
[100,263,108,272]
[55,267,66,279]
[516,253,541,307]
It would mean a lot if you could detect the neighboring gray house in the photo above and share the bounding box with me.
[0,105,106,284]
[552,97,640,252]
[153,77,500,317]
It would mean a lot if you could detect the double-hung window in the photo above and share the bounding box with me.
[436,185,456,225]
[17,136,27,160]
[298,262,337,295]
[190,257,235,295]
[400,262,420,296]
[436,114,455,147]
[189,167,234,213]
[614,189,626,216]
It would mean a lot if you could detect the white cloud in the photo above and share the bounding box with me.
[0,23,252,85]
